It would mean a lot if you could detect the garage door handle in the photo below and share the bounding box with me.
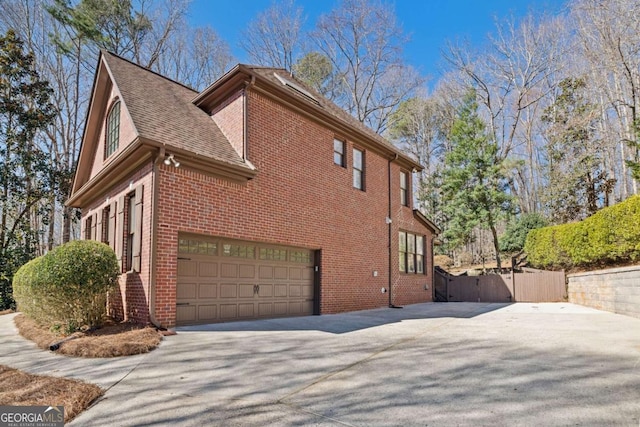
[176,303,190,306]
[253,285,260,295]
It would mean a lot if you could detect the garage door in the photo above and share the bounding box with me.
[176,236,315,325]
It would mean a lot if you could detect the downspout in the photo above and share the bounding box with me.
[148,147,165,330]
[388,153,402,308]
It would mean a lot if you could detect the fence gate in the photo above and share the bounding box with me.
[436,268,566,303]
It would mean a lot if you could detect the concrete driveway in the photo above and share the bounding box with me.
[1,303,639,426]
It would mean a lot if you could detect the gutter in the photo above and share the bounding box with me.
[148,147,164,330]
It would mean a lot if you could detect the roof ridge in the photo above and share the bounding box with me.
[240,64,287,71]
[101,49,198,93]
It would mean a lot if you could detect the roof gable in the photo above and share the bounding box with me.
[100,52,248,169]
[72,57,136,194]
[69,52,255,206]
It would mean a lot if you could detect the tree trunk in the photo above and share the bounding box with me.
[62,205,72,243]
[490,223,501,270]
[47,195,55,251]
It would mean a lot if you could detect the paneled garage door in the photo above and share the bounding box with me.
[176,236,315,325]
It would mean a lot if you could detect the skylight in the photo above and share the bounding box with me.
[274,72,319,104]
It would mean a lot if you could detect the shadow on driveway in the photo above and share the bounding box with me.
[70,302,640,426]
[176,302,511,334]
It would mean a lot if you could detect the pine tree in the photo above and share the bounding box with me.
[0,30,56,309]
[441,91,512,269]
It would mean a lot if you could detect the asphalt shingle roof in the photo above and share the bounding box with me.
[102,51,249,169]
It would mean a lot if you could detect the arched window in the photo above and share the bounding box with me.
[105,100,120,158]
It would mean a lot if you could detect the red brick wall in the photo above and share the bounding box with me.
[81,162,154,324]
[211,89,244,158]
[153,89,435,326]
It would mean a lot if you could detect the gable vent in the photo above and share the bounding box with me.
[274,72,319,104]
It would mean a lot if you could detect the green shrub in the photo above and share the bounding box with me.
[524,195,640,269]
[13,240,119,333]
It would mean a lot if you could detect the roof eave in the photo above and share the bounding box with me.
[71,53,111,195]
[192,64,252,111]
[160,141,257,181]
[67,138,257,208]
[413,209,441,234]
[67,138,154,207]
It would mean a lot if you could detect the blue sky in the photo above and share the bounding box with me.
[188,0,567,80]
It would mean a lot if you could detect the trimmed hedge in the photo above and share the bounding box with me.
[13,240,119,333]
[524,195,640,269]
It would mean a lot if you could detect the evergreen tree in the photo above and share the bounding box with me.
[0,30,56,309]
[441,90,512,269]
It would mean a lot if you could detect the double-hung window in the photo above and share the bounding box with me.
[400,171,409,206]
[353,148,364,190]
[334,139,345,167]
[399,231,425,274]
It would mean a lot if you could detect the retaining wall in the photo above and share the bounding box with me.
[568,265,640,319]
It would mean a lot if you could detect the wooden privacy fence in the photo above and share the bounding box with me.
[435,268,567,303]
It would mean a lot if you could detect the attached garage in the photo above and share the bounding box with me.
[176,235,316,325]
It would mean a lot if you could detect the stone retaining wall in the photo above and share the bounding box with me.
[568,265,640,319]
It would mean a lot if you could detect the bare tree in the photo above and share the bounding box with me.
[572,0,640,197]
[388,92,447,219]
[155,25,234,90]
[239,0,305,71]
[0,0,236,251]
[311,0,424,134]
[442,13,568,214]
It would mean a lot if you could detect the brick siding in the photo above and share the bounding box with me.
[152,89,435,326]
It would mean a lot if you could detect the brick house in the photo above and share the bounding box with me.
[67,51,439,328]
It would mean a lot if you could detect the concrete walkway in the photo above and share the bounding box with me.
[1,303,639,426]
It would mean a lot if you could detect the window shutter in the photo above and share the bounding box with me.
[133,185,144,273]
[108,201,117,249]
[116,196,125,271]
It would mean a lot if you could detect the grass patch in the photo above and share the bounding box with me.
[0,365,103,422]
[14,314,162,358]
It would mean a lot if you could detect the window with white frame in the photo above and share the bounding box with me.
[353,148,364,190]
